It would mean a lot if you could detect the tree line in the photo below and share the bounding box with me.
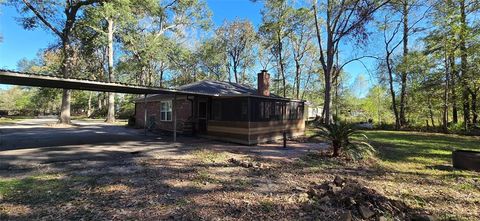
[1,0,479,132]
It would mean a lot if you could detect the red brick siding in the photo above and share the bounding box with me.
[135,97,192,132]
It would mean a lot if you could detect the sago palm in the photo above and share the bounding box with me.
[312,121,375,160]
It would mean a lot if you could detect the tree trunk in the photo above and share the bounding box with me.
[313,3,332,125]
[442,48,449,131]
[323,68,332,124]
[332,141,340,157]
[106,18,115,123]
[59,41,72,124]
[276,61,281,95]
[301,71,312,100]
[233,65,238,83]
[277,33,286,98]
[98,93,103,110]
[106,94,115,122]
[159,63,165,88]
[463,90,470,129]
[449,55,458,123]
[103,92,107,109]
[428,95,435,128]
[87,91,93,117]
[59,89,71,124]
[322,32,335,124]
[460,0,469,130]
[472,91,478,124]
[334,74,339,118]
[386,52,400,129]
[295,59,301,99]
[399,0,409,128]
[227,60,231,83]
[452,87,458,123]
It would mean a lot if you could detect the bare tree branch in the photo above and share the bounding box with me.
[21,0,62,38]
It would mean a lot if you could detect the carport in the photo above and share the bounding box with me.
[0,69,211,142]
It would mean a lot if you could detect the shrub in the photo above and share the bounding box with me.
[448,122,466,134]
[89,108,107,119]
[312,121,375,160]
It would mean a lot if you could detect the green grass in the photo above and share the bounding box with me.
[191,149,229,164]
[259,200,275,212]
[0,116,31,125]
[0,174,89,205]
[70,116,128,124]
[362,130,480,177]
[305,129,479,219]
[192,170,222,185]
[306,127,479,181]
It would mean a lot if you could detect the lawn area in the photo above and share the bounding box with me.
[363,130,480,176]
[0,116,31,125]
[358,130,479,220]
[0,130,478,220]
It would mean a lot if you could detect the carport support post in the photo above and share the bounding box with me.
[173,94,177,142]
[144,94,147,136]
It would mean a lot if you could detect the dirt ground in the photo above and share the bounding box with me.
[0,119,478,220]
[0,118,326,169]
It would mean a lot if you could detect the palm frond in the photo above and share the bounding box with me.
[312,121,375,160]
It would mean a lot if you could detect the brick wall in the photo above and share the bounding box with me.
[135,96,192,133]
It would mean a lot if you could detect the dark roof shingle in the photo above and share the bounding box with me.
[178,80,251,96]
[136,80,285,102]
[178,80,282,98]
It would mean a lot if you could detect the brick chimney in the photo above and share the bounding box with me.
[257,70,270,96]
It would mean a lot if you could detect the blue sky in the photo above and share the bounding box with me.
[0,0,264,70]
[0,0,371,95]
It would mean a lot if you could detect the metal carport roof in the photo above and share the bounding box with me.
[0,69,206,141]
[0,69,212,96]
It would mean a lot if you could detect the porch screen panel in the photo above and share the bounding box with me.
[250,98,303,122]
[211,98,248,121]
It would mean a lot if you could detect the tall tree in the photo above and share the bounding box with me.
[10,0,103,124]
[106,16,115,122]
[80,0,136,122]
[376,0,429,128]
[288,7,315,99]
[379,14,403,128]
[399,0,409,127]
[119,0,210,86]
[196,38,229,81]
[217,19,256,84]
[459,0,471,129]
[312,0,389,124]
[259,0,292,97]
[423,0,459,130]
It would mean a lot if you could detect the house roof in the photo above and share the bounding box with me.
[178,80,282,97]
[136,80,289,102]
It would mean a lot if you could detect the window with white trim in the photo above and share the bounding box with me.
[160,100,172,121]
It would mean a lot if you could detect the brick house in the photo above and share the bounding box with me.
[135,70,305,145]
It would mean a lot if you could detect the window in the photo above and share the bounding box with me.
[160,100,172,121]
